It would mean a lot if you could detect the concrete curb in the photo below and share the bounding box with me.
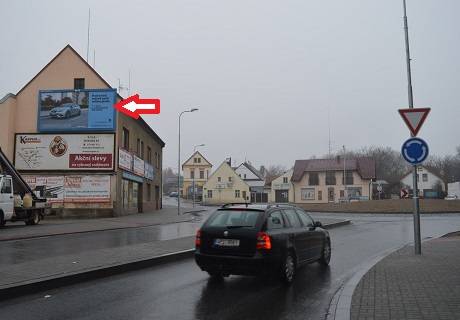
[0,214,205,242]
[326,235,443,320]
[0,248,195,301]
[322,220,351,229]
[326,243,407,320]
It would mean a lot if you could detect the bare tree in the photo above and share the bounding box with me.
[263,165,287,184]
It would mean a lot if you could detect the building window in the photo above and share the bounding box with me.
[242,190,247,200]
[340,190,345,198]
[190,170,195,179]
[136,139,141,156]
[122,127,129,150]
[140,141,144,159]
[308,173,319,186]
[147,183,151,201]
[283,177,288,184]
[244,174,247,179]
[200,170,204,179]
[147,147,152,163]
[301,188,315,200]
[194,158,198,163]
[218,177,221,182]
[154,152,158,168]
[74,78,85,89]
[318,190,322,201]
[342,171,354,185]
[198,158,201,163]
[326,171,336,185]
[228,176,232,182]
[422,174,428,182]
[235,190,240,198]
[207,190,213,198]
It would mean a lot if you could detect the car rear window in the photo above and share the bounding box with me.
[206,210,262,228]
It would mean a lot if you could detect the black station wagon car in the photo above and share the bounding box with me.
[195,203,331,283]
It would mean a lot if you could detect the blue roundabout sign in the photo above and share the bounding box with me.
[401,137,429,165]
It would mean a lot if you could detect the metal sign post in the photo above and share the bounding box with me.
[402,0,421,255]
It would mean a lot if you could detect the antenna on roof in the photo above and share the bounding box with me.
[128,69,131,95]
[86,8,91,62]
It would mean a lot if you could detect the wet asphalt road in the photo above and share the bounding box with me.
[1,214,460,320]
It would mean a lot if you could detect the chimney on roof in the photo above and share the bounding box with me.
[225,157,231,166]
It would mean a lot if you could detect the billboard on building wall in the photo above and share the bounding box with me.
[64,175,111,202]
[15,133,115,171]
[23,176,65,203]
[23,175,111,203]
[38,89,116,132]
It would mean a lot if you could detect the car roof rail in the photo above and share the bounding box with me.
[220,202,251,208]
[267,203,296,209]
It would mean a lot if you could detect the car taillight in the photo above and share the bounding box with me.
[256,232,271,250]
[195,229,201,248]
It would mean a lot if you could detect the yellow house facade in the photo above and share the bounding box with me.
[291,158,376,203]
[203,161,250,205]
[182,151,212,200]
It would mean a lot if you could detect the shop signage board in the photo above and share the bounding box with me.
[15,133,115,171]
[38,89,116,132]
[144,162,154,180]
[118,148,133,171]
[133,155,145,177]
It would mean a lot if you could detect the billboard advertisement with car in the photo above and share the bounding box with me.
[38,89,116,132]
[15,133,115,171]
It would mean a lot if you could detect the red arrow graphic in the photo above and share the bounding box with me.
[114,94,161,119]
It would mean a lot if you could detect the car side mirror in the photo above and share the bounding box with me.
[314,221,322,228]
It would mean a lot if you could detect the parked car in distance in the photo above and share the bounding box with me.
[50,103,81,119]
[195,203,331,284]
[445,194,459,200]
[169,191,178,197]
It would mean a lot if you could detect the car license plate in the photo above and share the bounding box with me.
[214,238,240,247]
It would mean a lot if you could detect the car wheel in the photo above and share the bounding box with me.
[0,211,5,227]
[28,212,41,226]
[319,239,331,266]
[281,252,296,284]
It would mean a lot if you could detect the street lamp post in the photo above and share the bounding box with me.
[343,145,347,201]
[192,144,205,208]
[178,108,199,215]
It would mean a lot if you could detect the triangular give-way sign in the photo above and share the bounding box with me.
[398,108,431,136]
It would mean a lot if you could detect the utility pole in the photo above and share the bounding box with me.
[403,0,421,255]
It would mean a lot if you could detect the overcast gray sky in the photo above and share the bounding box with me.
[1,0,459,171]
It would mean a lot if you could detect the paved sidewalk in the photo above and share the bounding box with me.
[351,232,460,320]
[0,205,208,241]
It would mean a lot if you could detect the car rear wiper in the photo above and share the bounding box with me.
[226,225,253,229]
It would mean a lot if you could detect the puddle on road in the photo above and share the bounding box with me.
[153,222,201,241]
